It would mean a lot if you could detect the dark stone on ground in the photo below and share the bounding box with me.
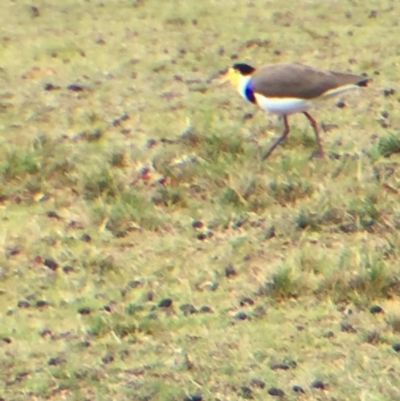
[158,298,173,308]
[268,387,284,397]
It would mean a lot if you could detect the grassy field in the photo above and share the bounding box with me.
[1,0,400,400]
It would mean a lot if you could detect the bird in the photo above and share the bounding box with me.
[226,62,369,159]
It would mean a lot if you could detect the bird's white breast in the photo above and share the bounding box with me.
[254,93,311,115]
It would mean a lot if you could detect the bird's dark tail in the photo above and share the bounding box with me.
[357,77,369,87]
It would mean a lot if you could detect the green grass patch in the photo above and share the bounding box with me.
[1,0,400,400]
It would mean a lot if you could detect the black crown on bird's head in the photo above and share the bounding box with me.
[232,63,256,76]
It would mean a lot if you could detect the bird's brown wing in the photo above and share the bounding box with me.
[250,63,367,99]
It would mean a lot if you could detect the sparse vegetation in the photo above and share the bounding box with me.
[1,0,400,400]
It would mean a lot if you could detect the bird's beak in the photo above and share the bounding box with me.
[209,68,231,87]
[216,76,229,87]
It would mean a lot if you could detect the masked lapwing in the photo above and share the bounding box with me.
[226,62,369,159]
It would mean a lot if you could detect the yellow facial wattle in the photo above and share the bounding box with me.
[226,67,240,89]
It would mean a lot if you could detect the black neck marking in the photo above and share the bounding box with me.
[245,85,256,104]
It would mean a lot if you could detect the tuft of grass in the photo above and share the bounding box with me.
[269,179,314,205]
[318,246,397,304]
[1,148,41,179]
[263,265,305,299]
[378,132,400,158]
[81,168,120,201]
[295,209,321,230]
[201,131,246,162]
[386,313,400,334]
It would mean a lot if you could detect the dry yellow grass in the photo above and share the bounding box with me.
[1,0,400,400]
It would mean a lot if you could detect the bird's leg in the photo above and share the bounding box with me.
[261,115,290,160]
[303,112,324,158]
